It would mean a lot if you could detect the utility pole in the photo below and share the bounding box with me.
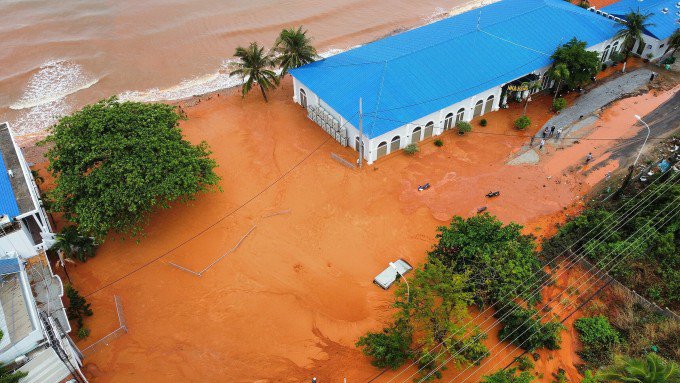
[358,98,363,169]
[612,114,652,200]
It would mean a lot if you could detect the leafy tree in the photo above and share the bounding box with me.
[615,11,655,59]
[516,356,534,372]
[356,319,412,369]
[551,38,600,88]
[598,354,680,383]
[66,285,93,330]
[481,368,534,383]
[274,26,317,76]
[41,97,220,241]
[496,302,564,351]
[552,98,567,113]
[549,63,570,102]
[231,42,280,101]
[663,29,680,56]
[514,116,531,131]
[428,214,543,305]
[574,315,620,366]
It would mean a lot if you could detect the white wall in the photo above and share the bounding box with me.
[0,228,38,259]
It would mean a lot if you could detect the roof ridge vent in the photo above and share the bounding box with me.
[661,7,669,14]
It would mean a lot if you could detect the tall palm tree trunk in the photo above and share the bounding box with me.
[259,83,269,102]
[553,80,561,103]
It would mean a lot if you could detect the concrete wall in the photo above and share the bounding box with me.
[0,227,38,259]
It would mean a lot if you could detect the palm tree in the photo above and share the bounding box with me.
[274,26,317,77]
[663,29,680,57]
[549,63,570,103]
[51,226,97,282]
[230,42,280,102]
[597,354,680,383]
[615,11,655,59]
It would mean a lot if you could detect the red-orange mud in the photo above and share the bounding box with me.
[53,77,676,382]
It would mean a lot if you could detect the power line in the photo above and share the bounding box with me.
[448,199,680,383]
[84,112,358,298]
[380,175,675,383]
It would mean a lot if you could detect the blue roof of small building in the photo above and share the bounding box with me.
[603,0,679,40]
[0,149,20,220]
[0,258,20,276]
[290,0,620,139]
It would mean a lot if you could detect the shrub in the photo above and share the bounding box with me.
[434,139,444,147]
[514,116,531,130]
[356,320,412,369]
[496,302,564,351]
[481,368,535,383]
[404,143,419,155]
[77,327,90,339]
[456,121,472,134]
[480,119,488,127]
[66,285,93,330]
[516,356,535,371]
[609,51,624,64]
[574,315,620,366]
[552,97,567,113]
[601,63,608,71]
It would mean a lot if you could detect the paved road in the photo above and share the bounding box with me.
[538,68,653,135]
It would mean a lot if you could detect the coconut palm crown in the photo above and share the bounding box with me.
[615,11,655,59]
[230,42,280,102]
[274,26,317,76]
[597,354,680,383]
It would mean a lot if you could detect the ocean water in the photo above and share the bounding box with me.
[0,0,471,139]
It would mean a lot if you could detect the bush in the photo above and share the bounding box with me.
[552,97,567,113]
[574,315,620,366]
[496,302,564,351]
[516,356,535,371]
[77,327,90,339]
[404,143,419,155]
[434,139,444,147]
[66,285,93,330]
[356,320,412,369]
[481,368,535,383]
[456,121,472,135]
[480,119,488,127]
[601,63,608,71]
[514,116,531,130]
[609,51,625,64]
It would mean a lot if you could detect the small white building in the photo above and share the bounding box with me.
[289,0,625,163]
[0,122,87,383]
[600,0,679,61]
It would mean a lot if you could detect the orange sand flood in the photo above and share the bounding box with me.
[62,78,676,382]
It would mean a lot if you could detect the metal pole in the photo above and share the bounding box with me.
[634,114,651,166]
[358,98,363,168]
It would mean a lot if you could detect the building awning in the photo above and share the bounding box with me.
[0,258,20,276]
[506,73,541,91]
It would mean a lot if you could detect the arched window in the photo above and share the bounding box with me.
[484,95,495,114]
[411,127,422,144]
[612,41,619,53]
[473,99,484,118]
[456,108,465,123]
[444,113,454,131]
[390,136,401,153]
[601,45,611,63]
[299,88,307,109]
[376,141,388,159]
[541,72,551,90]
[424,122,434,138]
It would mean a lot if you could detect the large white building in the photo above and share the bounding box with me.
[0,122,87,383]
[289,0,628,163]
[599,0,679,62]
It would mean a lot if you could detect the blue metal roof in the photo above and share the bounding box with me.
[290,0,620,139]
[603,0,679,40]
[0,258,20,276]
[0,149,20,219]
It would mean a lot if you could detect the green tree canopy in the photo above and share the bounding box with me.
[231,42,280,101]
[356,319,412,369]
[428,214,543,305]
[481,368,534,383]
[274,26,317,76]
[615,11,655,58]
[574,315,620,366]
[42,97,220,240]
[550,38,600,88]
